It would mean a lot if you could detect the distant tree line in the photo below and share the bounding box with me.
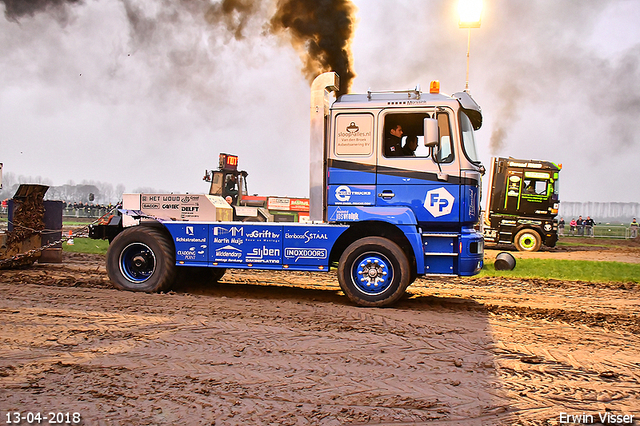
[0,172,168,205]
[0,171,125,205]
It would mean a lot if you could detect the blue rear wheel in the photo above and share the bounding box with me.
[107,226,176,292]
[119,242,156,283]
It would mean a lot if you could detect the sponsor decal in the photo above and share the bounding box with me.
[267,197,291,210]
[290,199,310,212]
[508,161,543,169]
[285,230,329,244]
[329,207,360,221]
[335,185,352,202]
[337,124,371,138]
[212,226,244,245]
[424,187,454,217]
[524,171,550,179]
[335,114,373,155]
[518,219,542,226]
[215,245,242,258]
[468,188,477,218]
[213,226,244,237]
[284,247,328,262]
[334,185,373,203]
[176,236,206,243]
[177,243,206,258]
[142,203,160,209]
[246,245,280,263]
[246,229,280,240]
[186,226,194,236]
[177,249,196,260]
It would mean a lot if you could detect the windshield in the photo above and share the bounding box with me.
[460,112,480,163]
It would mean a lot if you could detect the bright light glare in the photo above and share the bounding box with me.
[458,0,482,28]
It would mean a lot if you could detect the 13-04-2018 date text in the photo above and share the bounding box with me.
[4,412,81,424]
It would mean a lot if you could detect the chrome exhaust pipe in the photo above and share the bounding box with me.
[309,72,339,222]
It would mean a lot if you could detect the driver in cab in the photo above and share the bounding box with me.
[385,123,404,157]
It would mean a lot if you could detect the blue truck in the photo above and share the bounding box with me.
[91,72,485,307]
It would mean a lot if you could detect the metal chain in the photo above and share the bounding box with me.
[0,205,120,268]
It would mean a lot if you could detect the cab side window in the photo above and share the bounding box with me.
[382,112,428,158]
[522,179,547,196]
[382,112,454,163]
[434,113,454,163]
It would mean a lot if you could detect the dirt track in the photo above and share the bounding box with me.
[0,240,639,425]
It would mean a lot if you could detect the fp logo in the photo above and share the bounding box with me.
[424,187,454,217]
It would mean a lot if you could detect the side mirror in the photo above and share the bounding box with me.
[424,118,438,148]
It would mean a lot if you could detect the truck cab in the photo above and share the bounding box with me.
[483,157,561,251]
[311,76,485,278]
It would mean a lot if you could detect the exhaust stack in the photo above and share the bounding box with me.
[309,72,339,222]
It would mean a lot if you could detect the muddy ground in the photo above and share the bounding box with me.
[0,238,639,425]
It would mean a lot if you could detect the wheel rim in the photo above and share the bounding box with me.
[518,233,537,250]
[119,242,157,283]
[351,252,394,295]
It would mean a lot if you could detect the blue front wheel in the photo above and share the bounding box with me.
[351,253,394,296]
[338,237,411,307]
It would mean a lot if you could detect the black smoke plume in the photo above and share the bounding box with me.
[269,0,357,95]
[1,0,82,21]
[205,0,258,41]
[2,0,358,95]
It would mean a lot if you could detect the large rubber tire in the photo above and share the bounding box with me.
[107,226,176,292]
[514,229,542,252]
[337,237,411,307]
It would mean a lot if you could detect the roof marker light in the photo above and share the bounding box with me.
[430,81,440,94]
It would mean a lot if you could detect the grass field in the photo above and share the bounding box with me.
[480,258,640,283]
[63,237,109,255]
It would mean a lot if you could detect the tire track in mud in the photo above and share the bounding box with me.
[487,319,640,424]
[408,276,640,335]
[405,275,640,423]
[0,281,510,425]
[485,304,640,334]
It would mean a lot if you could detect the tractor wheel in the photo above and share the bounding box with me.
[514,229,542,252]
[337,237,410,307]
[107,226,176,292]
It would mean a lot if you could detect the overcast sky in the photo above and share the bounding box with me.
[1,0,639,203]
